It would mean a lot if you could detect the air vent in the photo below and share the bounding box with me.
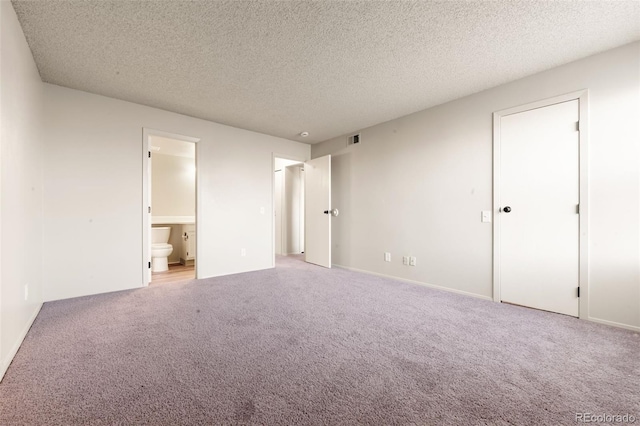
[348,133,361,146]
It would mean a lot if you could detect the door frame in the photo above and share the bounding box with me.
[142,128,201,286]
[492,90,589,319]
[272,153,307,267]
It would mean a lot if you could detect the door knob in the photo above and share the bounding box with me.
[503,206,512,213]
[323,209,339,217]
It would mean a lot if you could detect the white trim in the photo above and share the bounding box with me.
[143,128,201,287]
[144,128,200,144]
[587,317,640,332]
[492,90,589,320]
[272,153,307,268]
[494,91,588,117]
[334,264,494,302]
[152,216,195,225]
[577,92,589,320]
[0,303,42,382]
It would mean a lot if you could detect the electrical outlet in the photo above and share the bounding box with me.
[241,248,246,257]
[384,252,391,262]
[409,256,417,266]
[403,256,409,265]
[24,284,29,301]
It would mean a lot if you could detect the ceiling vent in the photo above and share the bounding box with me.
[348,133,361,146]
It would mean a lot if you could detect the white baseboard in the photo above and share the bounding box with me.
[334,264,639,332]
[0,302,43,382]
[333,264,493,302]
[587,316,640,332]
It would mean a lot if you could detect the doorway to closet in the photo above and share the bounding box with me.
[274,158,305,260]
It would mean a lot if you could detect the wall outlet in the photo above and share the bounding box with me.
[384,252,391,262]
[409,256,417,266]
[241,248,246,257]
[24,284,29,301]
[403,256,409,265]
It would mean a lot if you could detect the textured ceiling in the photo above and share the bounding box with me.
[11,1,640,144]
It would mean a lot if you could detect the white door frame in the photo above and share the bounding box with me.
[142,128,201,286]
[272,153,307,267]
[492,90,589,319]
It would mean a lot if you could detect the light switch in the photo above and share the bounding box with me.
[481,211,492,223]
[384,252,391,262]
[260,207,265,215]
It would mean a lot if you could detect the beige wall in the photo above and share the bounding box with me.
[0,1,44,379]
[313,42,640,331]
[152,153,195,217]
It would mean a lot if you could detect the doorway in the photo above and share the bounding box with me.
[143,129,200,286]
[273,154,334,269]
[493,91,589,318]
[274,157,305,260]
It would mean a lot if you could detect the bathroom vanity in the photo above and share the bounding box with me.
[180,224,196,266]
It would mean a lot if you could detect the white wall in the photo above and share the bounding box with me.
[43,84,309,301]
[313,42,640,331]
[0,1,44,378]
[152,153,195,217]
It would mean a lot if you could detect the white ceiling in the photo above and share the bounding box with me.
[11,1,640,144]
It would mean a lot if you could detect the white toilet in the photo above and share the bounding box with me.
[151,227,173,272]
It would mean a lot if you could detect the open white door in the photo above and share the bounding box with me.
[304,155,332,268]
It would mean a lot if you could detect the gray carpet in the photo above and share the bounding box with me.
[0,255,638,425]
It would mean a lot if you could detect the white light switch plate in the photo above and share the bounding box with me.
[481,211,492,223]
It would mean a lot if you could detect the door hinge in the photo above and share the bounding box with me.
[148,151,151,158]
[148,261,151,269]
[576,121,580,131]
[148,206,151,213]
[576,204,580,214]
[577,287,580,297]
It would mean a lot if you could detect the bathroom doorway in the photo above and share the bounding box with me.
[143,129,200,286]
[274,157,305,263]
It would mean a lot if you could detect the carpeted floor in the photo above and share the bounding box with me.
[0,255,638,425]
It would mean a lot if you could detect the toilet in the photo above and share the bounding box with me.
[151,227,173,272]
